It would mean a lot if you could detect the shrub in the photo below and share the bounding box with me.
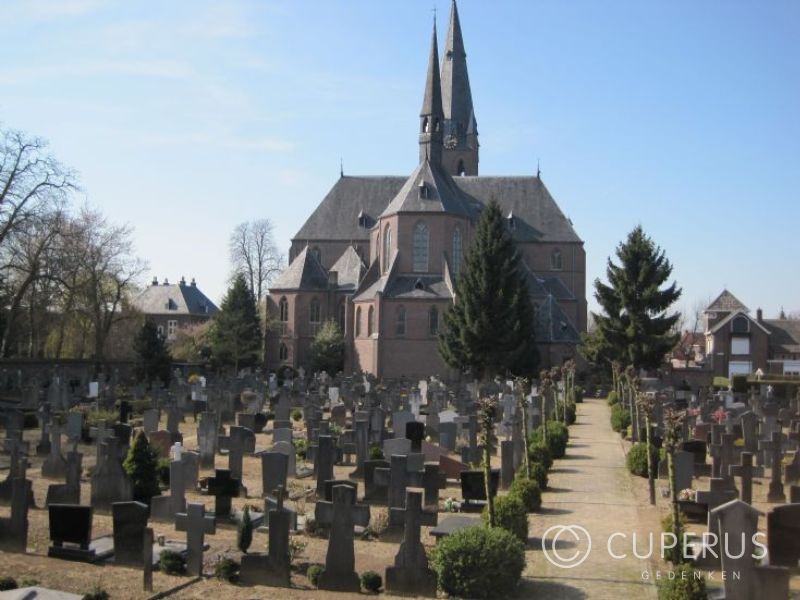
[159,550,186,575]
[529,462,549,490]
[530,421,569,459]
[237,505,253,553]
[482,494,528,543]
[0,577,18,591]
[360,570,383,593]
[661,511,688,564]
[527,443,552,471]
[82,587,110,600]
[291,408,303,422]
[607,390,620,405]
[307,564,325,587]
[610,403,631,433]
[656,563,707,600]
[214,557,240,582]
[362,507,389,540]
[626,442,658,479]
[293,438,307,460]
[563,402,577,425]
[431,526,525,599]
[368,445,384,460]
[574,386,584,403]
[157,457,171,488]
[510,476,542,512]
[123,430,161,504]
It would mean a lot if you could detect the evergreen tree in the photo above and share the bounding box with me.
[589,226,681,371]
[133,321,172,387]
[211,274,262,371]
[123,430,161,505]
[237,505,253,553]
[439,201,538,380]
[309,320,345,375]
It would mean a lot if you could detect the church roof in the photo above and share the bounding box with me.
[354,272,452,302]
[133,279,218,317]
[535,295,580,343]
[523,266,575,300]
[706,289,748,313]
[765,319,800,354]
[441,0,477,135]
[271,246,329,290]
[379,160,475,218]
[329,246,366,291]
[421,20,443,119]
[293,174,581,244]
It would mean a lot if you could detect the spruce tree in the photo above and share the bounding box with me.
[590,226,681,371]
[211,274,262,371]
[133,321,172,387]
[439,200,538,380]
[123,430,161,505]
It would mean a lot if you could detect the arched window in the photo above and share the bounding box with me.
[422,117,429,133]
[309,298,321,335]
[551,249,562,271]
[279,296,289,335]
[367,306,375,336]
[338,299,346,333]
[452,228,462,276]
[396,305,406,336]
[383,224,392,273]
[355,307,362,337]
[429,306,439,336]
[413,221,429,272]
[310,246,322,263]
[457,159,465,176]
[732,316,750,334]
[279,343,288,361]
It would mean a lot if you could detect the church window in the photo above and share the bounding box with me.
[309,297,321,335]
[355,307,362,337]
[422,117,429,133]
[279,343,288,361]
[457,159,465,176]
[279,297,289,335]
[383,224,392,273]
[429,306,439,335]
[551,249,562,271]
[368,306,375,336]
[413,221,429,272]
[396,305,406,336]
[310,246,322,263]
[452,228,463,276]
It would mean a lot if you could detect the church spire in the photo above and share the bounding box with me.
[440,0,478,176]
[419,18,443,165]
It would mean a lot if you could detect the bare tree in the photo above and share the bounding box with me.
[228,219,284,303]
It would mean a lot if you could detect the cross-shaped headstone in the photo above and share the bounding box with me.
[207,469,241,518]
[759,431,786,503]
[730,451,756,505]
[175,503,216,576]
[385,488,437,596]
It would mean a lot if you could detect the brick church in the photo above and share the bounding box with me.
[266,1,586,379]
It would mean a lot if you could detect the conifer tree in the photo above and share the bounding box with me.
[439,200,538,380]
[133,321,172,387]
[237,505,253,553]
[589,226,681,371]
[123,430,161,505]
[211,274,262,371]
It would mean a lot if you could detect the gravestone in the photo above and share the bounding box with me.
[46,451,82,506]
[364,459,390,502]
[696,477,738,512]
[150,460,186,521]
[143,527,154,591]
[766,503,800,568]
[220,425,255,481]
[272,441,296,477]
[314,484,370,592]
[760,431,786,503]
[349,415,369,478]
[713,499,762,600]
[0,465,31,552]
[112,500,149,566]
[90,438,133,512]
[673,450,694,495]
[48,504,113,563]
[239,486,292,587]
[730,451,756,505]
[460,470,499,512]
[207,469,241,518]
[315,435,335,497]
[500,440,514,489]
[260,451,288,498]
[197,413,218,468]
[405,421,425,453]
[385,489,437,597]
[272,428,293,445]
[66,412,83,444]
[142,409,160,434]
[147,430,172,459]
[41,422,67,479]
[175,503,216,576]
[383,437,412,458]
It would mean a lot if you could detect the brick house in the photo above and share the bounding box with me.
[133,277,218,341]
[265,2,586,378]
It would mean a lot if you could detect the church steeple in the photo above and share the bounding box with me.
[419,19,444,165]
[440,0,478,176]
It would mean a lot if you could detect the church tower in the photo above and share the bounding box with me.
[440,0,479,176]
[419,20,444,165]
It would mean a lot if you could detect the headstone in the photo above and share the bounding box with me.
[47,504,113,563]
[730,451,756,505]
[143,527,154,591]
[112,500,149,566]
[150,460,186,521]
[240,486,292,587]
[272,441,296,477]
[90,438,133,512]
[713,499,762,600]
[45,451,82,506]
[766,503,800,568]
[385,489,437,597]
[41,422,67,479]
[0,463,31,553]
[760,431,786,503]
[207,469,241,518]
[315,435,335,497]
[147,430,172,459]
[175,503,216,576]
[142,409,160,434]
[260,451,288,498]
[197,412,217,468]
[460,470,499,511]
[673,450,695,495]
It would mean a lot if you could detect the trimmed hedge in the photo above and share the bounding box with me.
[610,403,631,433]
[360,570,382,593]
[527,443,553,471]
[656,563,707,599]
[626,442,658,478]
[530,421,569,459]
[510,476,542,512]
[482,494,528,543]
[529,461,549,490]
[431,526,525,599]
[607,390,620,405]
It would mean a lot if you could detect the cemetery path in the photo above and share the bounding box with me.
[523,398,661,600]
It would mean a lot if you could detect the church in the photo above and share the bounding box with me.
[266,1,586,379]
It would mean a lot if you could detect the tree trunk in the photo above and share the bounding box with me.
[483,423,495,527]
[645,416,656,505]
[520,393,531,478]
[667,450,683,564]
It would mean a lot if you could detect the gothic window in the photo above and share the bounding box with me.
[355,307,362,337]
[452,228,463,276]
[551,249,563,271]
[383,224,392,273]
[279,343,288,361]
[309,298,321,335]
[429,306,439,336]
[413,221,429,272]
[396,305,406,336]
[338,299,346,333]
[422,117,429,133]
[457,159,465,176]
[368,306,375,336]
[279,297,289,335]
[310,246,322,263]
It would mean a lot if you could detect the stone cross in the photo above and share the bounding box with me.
[421,463,446,509]
[175,503,216,576]
[730,451,755,505]
[41,422,67,479]
[385,489,437,597]
[349,414,369,478]
[314,484,370,592]
[759,431,786,503]
[0,457,31,553]
[718,433,736,491]
[696,477,737,512]
[713,499,763,600]
[207,468,241,518]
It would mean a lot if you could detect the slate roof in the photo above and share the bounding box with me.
[133,280,218,317]
[293,174,580,244]
[271,246,329,291]
[380,160,474,218]
[441,0,477,136]
[535,295,580,343]
[522,264,575,300]
[765,319,800,354]
[706,289,748,313]
[330,246,366,291]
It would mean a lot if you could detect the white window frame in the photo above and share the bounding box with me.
[167,319,178,340]
[731,336,750,355]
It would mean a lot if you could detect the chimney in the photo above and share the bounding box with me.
[328,270,338,288]
[151,276,158,286]
[190,277,197,287]
[163,278,169,285]
[757,308,763,323]
[179,276,186,286]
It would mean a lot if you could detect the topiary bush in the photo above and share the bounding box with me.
[431,526,525,599]
[307,564,325,587]
[661,511,688,565]
[527,443,552,471]
[360,570,382,593]
[291,408,303,422]
[626,442,658,478]
[0,577,18,591]
[607,390,620,406]
[574,386,584,403]
[123,430,161,505]
[237,505,253,553]
[482,494,528,543]
[368,445,384,460]
[157,457,170,488]
[510,476,542,512]
[530,421,570,459]
[610,403,631,433]
[159,549,186,575]
[214,557,240,582]
[656,563,707,599]
[529,462,549,490]
[293,438,307,460]
[564,402,577,425]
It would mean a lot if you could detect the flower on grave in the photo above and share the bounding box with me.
[712,407,728,424]
[444,497,460,513]
[688,408,700,417]
[678,488,697,502]
[734,438,745,447]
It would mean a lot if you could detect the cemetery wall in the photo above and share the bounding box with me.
[0,358,135,387]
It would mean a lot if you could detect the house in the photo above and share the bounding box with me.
[132,277,218,341]
[265,2,586,379]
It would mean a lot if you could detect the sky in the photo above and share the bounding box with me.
[2,0,799,321]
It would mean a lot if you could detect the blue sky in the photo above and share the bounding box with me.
[2,0,798,320]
